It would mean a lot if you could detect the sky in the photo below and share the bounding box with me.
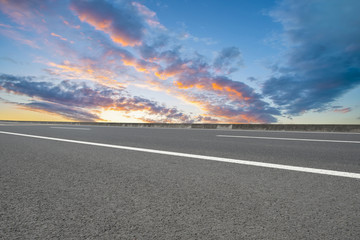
[0,0,359,124]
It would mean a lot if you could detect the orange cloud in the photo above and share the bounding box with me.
[122,59,147,73]
[51,32,69,42]
[70,0,144,47]
[155,71,177,80]
[175,79,252,102]
[62,19,80,29]
[154,64,191,80]
[77,14,138,46]
[122,58,159,75]
[146,78,272,124]
[211,82,223,91]
[223,86,250,101]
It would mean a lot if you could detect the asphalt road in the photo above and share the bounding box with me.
[1,123,359,239]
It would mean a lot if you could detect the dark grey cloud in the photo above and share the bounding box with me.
[24,101,100,121]
[138,35,170,59]
[0,74,117,108]
[263,0,360,115]
[213,47,243,74]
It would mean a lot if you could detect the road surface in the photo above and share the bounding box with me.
[1,123,359,239]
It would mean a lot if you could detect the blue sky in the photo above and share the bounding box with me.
[0,0,359,123]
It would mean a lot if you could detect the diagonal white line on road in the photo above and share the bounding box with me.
[217,135,360,144]
[1,130,360,179]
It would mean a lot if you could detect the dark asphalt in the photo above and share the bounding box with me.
[1,123,359,239]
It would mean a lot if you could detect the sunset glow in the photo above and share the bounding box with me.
[1,0,359,124]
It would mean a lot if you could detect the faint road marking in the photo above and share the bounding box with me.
[217,135,360,144]
[50,127,91,130]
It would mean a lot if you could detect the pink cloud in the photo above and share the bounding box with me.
[0,28,40,48]
[51,33,69,42]
[334,107,351,113]
[0,0,48,32]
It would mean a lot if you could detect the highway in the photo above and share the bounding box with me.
[1,123,359,239]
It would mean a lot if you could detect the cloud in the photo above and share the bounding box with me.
[145,74,280,123]
[70,0,146,46]
[0,74,116,108]
[53,0,281,123]
[247,77,257,82]
[178,32,217,45]
[119,29,280,123]
[191,100,278,123]
[0,28,40,48]
[263,0,360,115]
[0,0,37,25]
[119,40,279,122]
[0,0,282,123]
[138,35,170,60]
[51,33,72,43]
[0,23,12,28]
[0,73,197,122]
[213,47,243,74]
[333,107,351,114]
[141,47,281,123]
[0,56,17,64]
[22,101,100,121]
[1,96,96,121]
[46,60,126,88]
[61,17,81,29]
[131,1,165,30]
[113,95,195,123]
[0,0,51,32]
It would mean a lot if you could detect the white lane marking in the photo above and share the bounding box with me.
[50,127,91,130]
[217,135,360,144]
[226,129,360,135]
[0,130,359,179]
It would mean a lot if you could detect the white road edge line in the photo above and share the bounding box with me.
[217,135,360,144]
[1,130,359,179]
[50,127,91,130]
